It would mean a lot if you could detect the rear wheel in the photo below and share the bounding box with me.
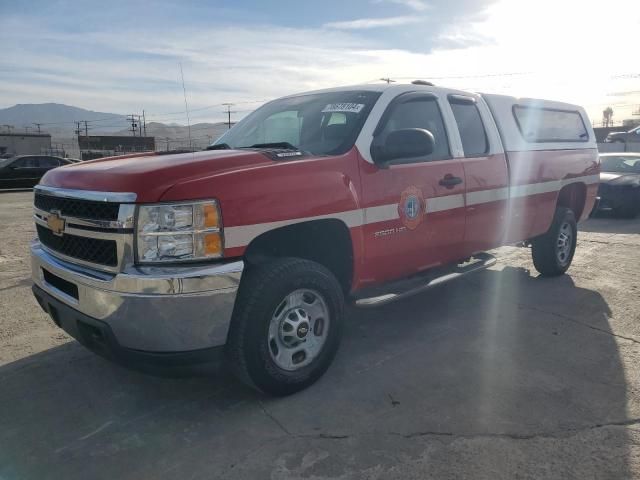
[226,257,344,396]
[531,207,577,277]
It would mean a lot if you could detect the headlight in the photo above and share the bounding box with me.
[136,200,223,263]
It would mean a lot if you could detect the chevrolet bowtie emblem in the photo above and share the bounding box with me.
[46,211,66,236]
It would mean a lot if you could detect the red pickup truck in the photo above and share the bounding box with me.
[31,83,599,395]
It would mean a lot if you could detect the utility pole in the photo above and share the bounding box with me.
[2,125,13,133]
[33,123,42,134]
[74,121,82,158]
[380,77,396,84]
[222,103,236,129]
[83,120,90,152]
[165,137,170,151]
[142,110,147,137]
[127,115,138,136]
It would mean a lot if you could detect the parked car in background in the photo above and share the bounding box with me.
[595,153,640,218]
[605,125,640,144]
[0,155,73,189]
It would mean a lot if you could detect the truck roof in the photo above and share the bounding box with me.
[281,82,586,112]
[292,82,595,153]
[280,82,473,99]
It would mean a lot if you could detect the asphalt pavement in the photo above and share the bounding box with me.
[1,190,639,479]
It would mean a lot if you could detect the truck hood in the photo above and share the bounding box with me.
[40,150,275,202]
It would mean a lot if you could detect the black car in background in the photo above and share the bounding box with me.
[0,155,74,189]
[605,125,640,144]
[595,153,640,218]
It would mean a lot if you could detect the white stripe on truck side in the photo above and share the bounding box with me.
[224,174,598,249]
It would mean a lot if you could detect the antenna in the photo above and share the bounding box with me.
[179,63,192,151]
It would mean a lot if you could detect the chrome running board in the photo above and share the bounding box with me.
[352,252,496,307]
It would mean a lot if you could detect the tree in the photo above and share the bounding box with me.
[602,107,614,127]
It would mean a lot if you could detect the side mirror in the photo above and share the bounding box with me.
[375,128,435,165]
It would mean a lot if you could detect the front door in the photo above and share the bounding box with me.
[359,92,466,285]
[9,157,41,188]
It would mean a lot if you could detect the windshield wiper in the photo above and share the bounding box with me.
[206,143,231,150]
[246,142,299,150]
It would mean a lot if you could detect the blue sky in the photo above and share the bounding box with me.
[1,0,638,125]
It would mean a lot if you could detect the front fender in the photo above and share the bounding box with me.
[159,149,363,258]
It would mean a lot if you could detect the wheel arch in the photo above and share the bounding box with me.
[556,182,587,221]
[243,219,355,293]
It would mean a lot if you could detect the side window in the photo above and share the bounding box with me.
[14,157,37,168]
[374,96,450,162]
[449,98,488,156]
[513,106,588,142]
[326,112,346,126]
[38,157,60,168]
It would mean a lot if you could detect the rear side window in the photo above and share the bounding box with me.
[449,98,488,156]
[38,157,60,168]
[374,96,450,162]
[513,106,588,142]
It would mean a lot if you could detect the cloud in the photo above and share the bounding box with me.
[373,0,431,11]
[0,0,638,126]
[323,15,423,29]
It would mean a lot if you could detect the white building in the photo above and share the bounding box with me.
[0,132,52,157]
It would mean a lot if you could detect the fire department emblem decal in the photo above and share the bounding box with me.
[398,186,425,230]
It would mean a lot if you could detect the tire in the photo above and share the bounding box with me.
[226,257,344,396]
[531,207,577,277]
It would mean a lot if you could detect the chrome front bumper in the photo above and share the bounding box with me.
[31,241,243,352]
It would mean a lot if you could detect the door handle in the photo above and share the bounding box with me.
[439,174,463,188]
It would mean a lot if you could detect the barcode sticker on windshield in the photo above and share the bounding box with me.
[322,103,365,114]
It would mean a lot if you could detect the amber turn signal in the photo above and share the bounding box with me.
[204,232,222,256]
[203,203,219,228]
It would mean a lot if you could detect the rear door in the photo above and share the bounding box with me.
[447,95,509,255]
[359,92,466,284]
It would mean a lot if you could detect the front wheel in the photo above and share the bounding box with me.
[531,207,577,277]
[226,258,344,396]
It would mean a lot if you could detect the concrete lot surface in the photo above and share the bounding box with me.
[1,190,639,479]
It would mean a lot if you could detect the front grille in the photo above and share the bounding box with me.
[35,193,120,221]
[37,224,118,267]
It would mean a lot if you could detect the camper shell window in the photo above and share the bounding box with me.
[513,106,588,143]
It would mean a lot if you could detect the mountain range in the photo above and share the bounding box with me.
[0,103,232,155]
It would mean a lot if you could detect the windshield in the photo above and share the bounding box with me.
[601,155,640,174]
[213,90,381,156]
[0,157,15,168]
